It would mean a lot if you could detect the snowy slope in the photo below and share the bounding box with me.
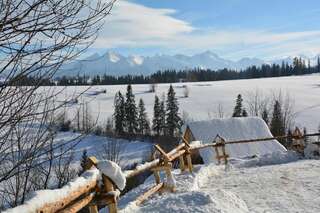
[49,74,320,132]
[185,117,287,164]
[54,132,152,168]
[118,157,320,213]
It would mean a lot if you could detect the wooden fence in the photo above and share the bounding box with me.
[13,127,320,213]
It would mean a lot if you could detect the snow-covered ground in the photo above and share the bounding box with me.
[54,132,152,168]
[119,156,320,213]
[55,74,320,132]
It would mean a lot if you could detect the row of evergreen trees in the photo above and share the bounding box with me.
[113,85,182,137]
[54,57,320,86]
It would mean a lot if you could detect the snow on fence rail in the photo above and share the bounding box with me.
[6,127,320,213]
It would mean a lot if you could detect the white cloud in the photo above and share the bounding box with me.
[94,0,193,47]
[93,1,320,59]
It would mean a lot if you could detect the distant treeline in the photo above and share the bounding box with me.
[12,57,320,86]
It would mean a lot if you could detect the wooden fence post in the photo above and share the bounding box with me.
[164,162,175,192]
[292,127,305,154]
[85,157,99,213]
[179,155,185,172]
[151,150,162,195]
[214,135,229,165]
[181,139,193,173]
[154,144,176,192]
[186,151,193,173]
[102,174,118,213]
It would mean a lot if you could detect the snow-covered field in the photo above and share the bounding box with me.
[54,132,152,168]
[119,157,320,213]
[56,74,320,132]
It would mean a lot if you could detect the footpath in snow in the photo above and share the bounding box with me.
[118,156,320,213]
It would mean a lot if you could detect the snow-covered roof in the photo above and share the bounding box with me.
[183,117,287,164]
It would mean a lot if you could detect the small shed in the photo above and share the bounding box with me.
[182,117,287,164]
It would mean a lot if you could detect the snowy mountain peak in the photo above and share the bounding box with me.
[128,55,144,66]
[195,51,219,59]
[105,51,121,63]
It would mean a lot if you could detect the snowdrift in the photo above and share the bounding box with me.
[184,117,287,164]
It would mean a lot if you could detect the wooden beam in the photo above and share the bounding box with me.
[154,144,170,161]
[37,177,97,213]
[135,183,164,206]
[167,143,185,157]
[58,193,95,213]
[168,150,185,162]
[190,133,320,151]
[125,159,160,179]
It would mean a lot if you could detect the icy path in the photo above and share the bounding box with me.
[200,160,320,213]
[119,160,320,213]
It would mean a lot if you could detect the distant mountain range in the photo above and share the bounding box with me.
[58,51,319,76]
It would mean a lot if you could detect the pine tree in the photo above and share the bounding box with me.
[165,85,182,137]
[159,98,166,135]
[262,108,269,125]
[152,95,161,136]
[125,84,138,134]
[270,101,285,145]
[137,99,150,135]
[113,91,125,135]
[232,94,244,117]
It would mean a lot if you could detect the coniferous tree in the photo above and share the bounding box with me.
[113,91,125,135]
[152,95,162,136]
[232,94,244,117]
[159,97,166,135]
[165,85,182,137]
[137,99,150,135]
[270,100,286,145]
[125,84,138,134]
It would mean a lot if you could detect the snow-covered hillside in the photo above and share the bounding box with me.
[54,132,152,168]
[55,74,320,132]
[118,157,320,213]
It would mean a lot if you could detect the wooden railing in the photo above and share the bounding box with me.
[9,127,320,213]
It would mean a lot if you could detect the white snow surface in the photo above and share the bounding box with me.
[118,156,320,213]
[4,168,100,213]
[51,74,320,133]
[97,160,126,190]
[53,132,152,169]
[185,117,287,164]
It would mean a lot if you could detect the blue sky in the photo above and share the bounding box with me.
[90,0,320,60]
